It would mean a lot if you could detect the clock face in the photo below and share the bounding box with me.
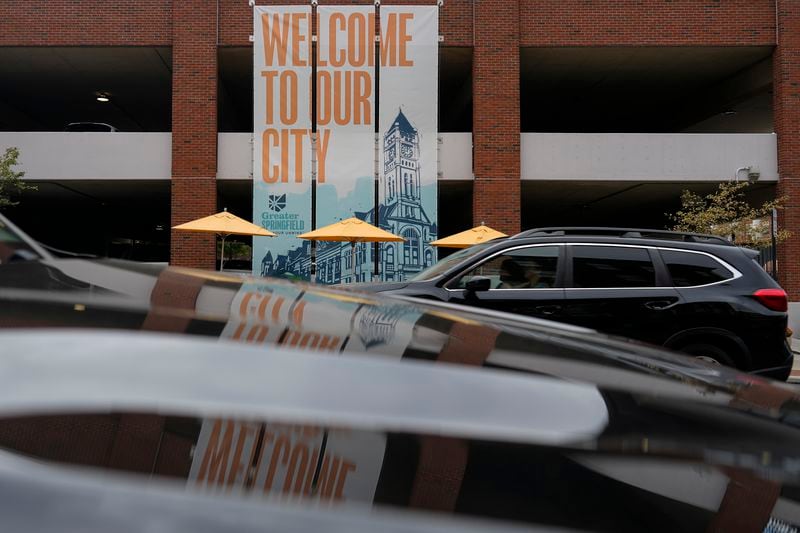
[387,146,396,160]
[401,144,413,158]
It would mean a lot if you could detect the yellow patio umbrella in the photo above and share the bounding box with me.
[430,224,507,249]
[298,217,403,282]
[172,208,275,271]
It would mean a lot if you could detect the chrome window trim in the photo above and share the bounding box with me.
[565,243,741,290]
[443,243,563,292]
[653,245,743,288]
[442,242,741,293]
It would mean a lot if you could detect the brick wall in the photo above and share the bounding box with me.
[170,0,218,269]
[473,0,521,234]
[0,1,172,46]
[219,0,473,47]
[775,5,800,299]
[519,0,776,47]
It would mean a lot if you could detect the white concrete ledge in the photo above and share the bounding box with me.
[522,133,778,182]
[3,131,777,184]
[0,132,171,180]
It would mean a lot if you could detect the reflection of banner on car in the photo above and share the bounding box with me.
[253,6,313,280]
[218,281,425,358]
[187,281,431,500]
[189,420,385,503]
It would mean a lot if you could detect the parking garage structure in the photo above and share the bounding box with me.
[1,0,799,324]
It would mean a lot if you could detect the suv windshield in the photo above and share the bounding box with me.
[411,241,500,282]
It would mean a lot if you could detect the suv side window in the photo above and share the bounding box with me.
[453,246,559,289]
[571,246,655,288]
[660,249,733,287]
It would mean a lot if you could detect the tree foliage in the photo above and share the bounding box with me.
[0,147,36,208]
[667,181,789,248]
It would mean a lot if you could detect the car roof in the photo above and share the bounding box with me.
[513,227,735,245]
[0,330,611,445]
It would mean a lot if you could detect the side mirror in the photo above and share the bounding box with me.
[465,276,491,293]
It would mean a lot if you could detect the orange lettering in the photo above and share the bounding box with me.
[262,13,290,67]
[283,443,310,494]
[347,13,367,67]
[380,13,397,66]
[291,128,307,183]
[334,461,356,500]
[290,300,306,328]
[333,71,352,126]
[261,71,278,124]
[256,293,272,320]
[279,71,298,125]
[196,419,235,486]
[318,335,342,352]
[263,434,290,492]
[329,13,346,67]
[245,325,269,343]
[316,70,332,126]
[262,129,280,183]
[399,13,413,66]
[299,332,321,349]
[353,71,371,125]
[280,129,290,183]
[232,323,247,341]
[239,292,260,318]
[227,425,256,486]
[272,296,285,322]
[290,13,308,67]
[316,455,341,500]
[303,447,320,495]
[317,129,330,184]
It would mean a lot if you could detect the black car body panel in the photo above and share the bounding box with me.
[356,231,793,380]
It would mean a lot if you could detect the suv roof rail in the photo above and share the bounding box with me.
[513,227,735,246]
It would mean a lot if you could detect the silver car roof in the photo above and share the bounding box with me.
[0,329,609,446]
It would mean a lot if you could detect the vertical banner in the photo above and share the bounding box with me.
[316,6,377,284]
[253,6,313,280]
[378,6,439,282]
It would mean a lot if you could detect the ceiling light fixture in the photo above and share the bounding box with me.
[96,92,110,103]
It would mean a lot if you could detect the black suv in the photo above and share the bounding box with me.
[359,227,793,381]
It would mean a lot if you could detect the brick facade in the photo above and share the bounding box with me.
[473,0,521,234]
[775,5,800,299]
[170,0,219,269]
[0,1,172,46]
[519,0,775,47]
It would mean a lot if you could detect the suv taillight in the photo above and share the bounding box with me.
[753,288,788,312]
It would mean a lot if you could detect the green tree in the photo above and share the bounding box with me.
[0,147,36,208]
[667,181,789,247]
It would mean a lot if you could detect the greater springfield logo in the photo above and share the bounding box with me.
[262,194,304,233]
[268,194,286,213]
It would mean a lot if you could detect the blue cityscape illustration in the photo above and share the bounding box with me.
[260,109,437,283]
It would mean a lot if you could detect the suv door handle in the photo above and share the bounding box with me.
[644,300,676,311]
[534,305,561,316]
